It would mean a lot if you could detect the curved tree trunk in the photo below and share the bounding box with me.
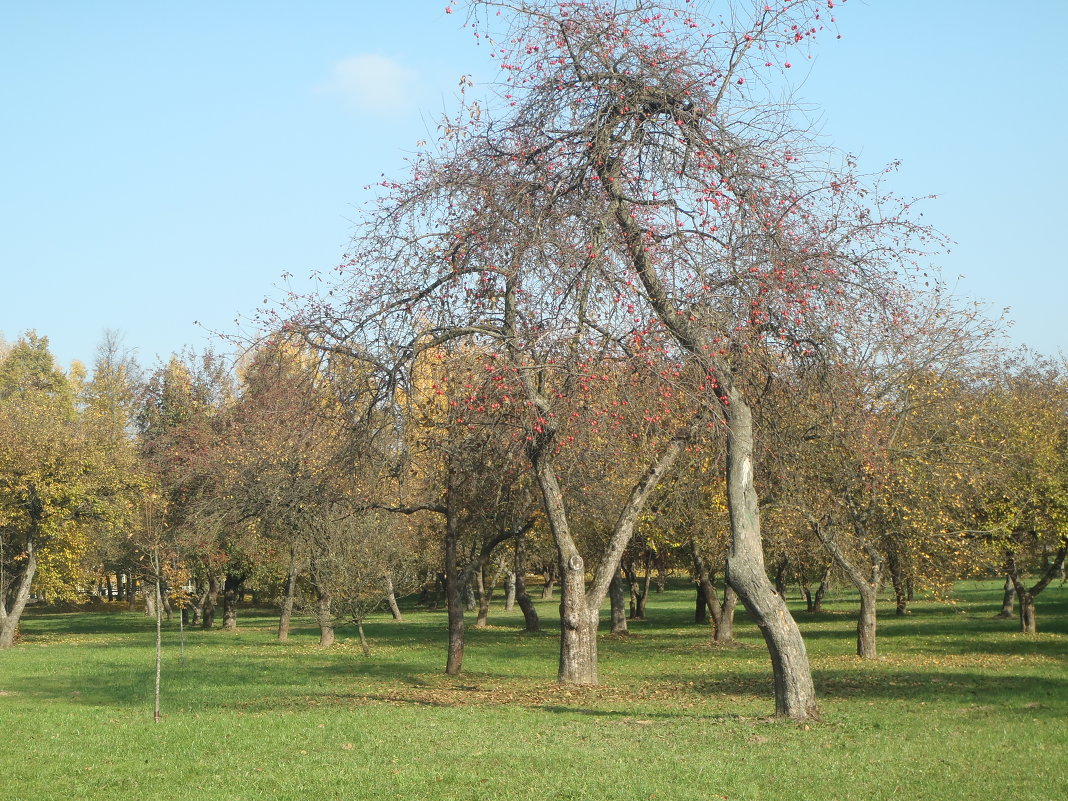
[514,535,540,633]
[996,574,1015,619]
[811,519,881,659]
[722,396,817,719]
[0,538,37,649]
[1006,546,1066,635]
[384,573,404,622]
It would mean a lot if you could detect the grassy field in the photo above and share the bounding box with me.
[1,579,1066,800]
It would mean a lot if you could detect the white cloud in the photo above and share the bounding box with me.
[317,54,417,115]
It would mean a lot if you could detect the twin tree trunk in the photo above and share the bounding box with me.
[0,538,37,649]
[527,415,691,686]
[811,520,881,660]
[1005,547,1066,635]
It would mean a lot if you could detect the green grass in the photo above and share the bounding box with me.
[2,580,1066,800]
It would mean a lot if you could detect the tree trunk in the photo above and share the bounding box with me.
[541,562,556,600]
[558,554,599,685]
[504,571,516,611]
[0,538,37,649]
[356,621,371,657]
[277,546,299,641]
[1018,592,1036,635]
[724,396,818,720]
[695,586,708,624]
[1006,546,1066,635]
[857,585,878,659]
[716,584,737,644]
[513,535,540,633]
[222,572,244,631]
[444,473,465,675]
[316,589,334,648]
[996,574,1015,619]
[153,577,163,723]
[888,552,909,615]
[475,566,491,628]
[812,520,880,659]
[144,586,157,618]
[774,557,789,598]
[200,575,218,630]
[812,563,831,613]
[609,568,628,635]
[384,573,404,622]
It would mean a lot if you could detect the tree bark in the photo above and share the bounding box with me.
[887,551,909,615]
[513,534,540,633]
[996,574,1015,619]
[504,571,516,611]
[812,519,880,659]
[444,473,465,675]
[1006,546,1066,635]
[609,567,628,635]
[222,571,244,631]
[716,584,737,644]
[199,575,219,629]
[0,538,37,649]
[541,562,556,600]
[475,566,491,628]
[384,573,404,621]
[723,395,818,719]
[277,546,299,641]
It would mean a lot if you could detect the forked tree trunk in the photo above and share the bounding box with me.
[277,547,299,641]
[716,584,737,645]
[541,562,556,600]
[1006,547,1066,635]
[811,519,881,660]
[514,535,540,633]
[724,396,818,720]
[200,576,218,630]
[0,538,37,649]
[812,563,832,613]
[558,554,600,685]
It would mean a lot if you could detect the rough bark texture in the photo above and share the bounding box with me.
[716,584,737,645]
[1006,547,1066,635]
[316,587,334,648]
[724,396,818,719]
[0,538,37,648]
[812,520,881,659]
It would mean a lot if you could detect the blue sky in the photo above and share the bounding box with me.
[2,1,1065,370]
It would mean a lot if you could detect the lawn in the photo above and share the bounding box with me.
[1,579,1065,800]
